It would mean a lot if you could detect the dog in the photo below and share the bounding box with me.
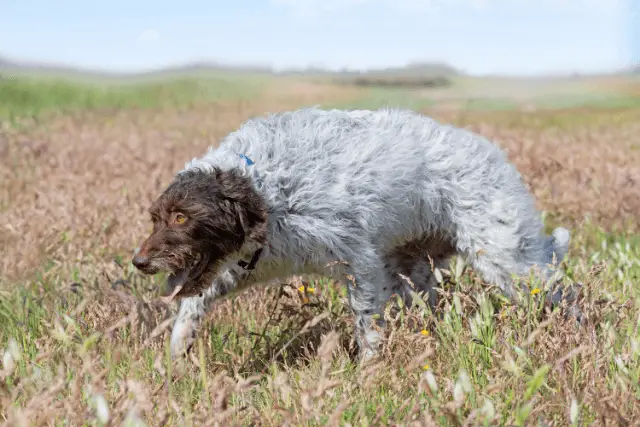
[131,107,573,361]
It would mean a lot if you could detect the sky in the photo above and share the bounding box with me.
[0,0,636,76]
[632,0,640,65]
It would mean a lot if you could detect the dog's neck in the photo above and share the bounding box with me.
[233,234,266,264]
[236,246,264,271]
[183,149,264,191]
[197,152,347,284]
[237,153,264,189]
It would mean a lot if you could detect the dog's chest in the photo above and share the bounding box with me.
[242,250,347,287]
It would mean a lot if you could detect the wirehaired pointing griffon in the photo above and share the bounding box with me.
[132,107,573,361]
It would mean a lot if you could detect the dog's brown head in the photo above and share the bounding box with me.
[132,167,267,297]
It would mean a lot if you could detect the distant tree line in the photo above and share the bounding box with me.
[336,75,451,88]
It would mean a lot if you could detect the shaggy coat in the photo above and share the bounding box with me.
[132,107,572,360]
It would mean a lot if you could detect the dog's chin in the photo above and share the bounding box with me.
[162,254,214,300]
[166,268,190,291]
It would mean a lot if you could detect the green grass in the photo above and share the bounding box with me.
[325,75,640,113]
[0,73,266,125]
[533,93,640,110]
[1,222,639,425]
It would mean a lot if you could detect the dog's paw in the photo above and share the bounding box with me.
[357,346,381,365]
[170,318,197,359]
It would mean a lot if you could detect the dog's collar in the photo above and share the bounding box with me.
[239,153,255,166]
[237,247,264,271]
[238,153,263,188]
[236,153,264,271]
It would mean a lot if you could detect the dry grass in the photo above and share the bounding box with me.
[1,75,639,426]
[440,107,640,233]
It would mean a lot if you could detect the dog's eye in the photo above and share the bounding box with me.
[174,214,187,225]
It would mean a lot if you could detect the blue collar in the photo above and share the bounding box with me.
[239,153,255,166]
[239,153,262,187]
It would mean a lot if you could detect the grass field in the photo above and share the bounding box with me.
[1,71,640,426]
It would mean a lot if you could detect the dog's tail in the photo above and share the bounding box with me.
[544,226,571,265]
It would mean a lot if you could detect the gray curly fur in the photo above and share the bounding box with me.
[168,107,572,360]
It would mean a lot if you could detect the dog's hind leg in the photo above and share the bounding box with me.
[404,257,452,310]
[453,209,577,316]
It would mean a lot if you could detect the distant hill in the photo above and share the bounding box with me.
[0,53,461,80]
[135,61,275,77]
[0,56,245,78]
[280,61,460,77]
[0,55,276,78]
[361,62,459,77]
[0,56,123,78]
[319,62,460,89]
[0,56,18,69]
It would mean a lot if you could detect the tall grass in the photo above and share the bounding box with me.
[1,223,639,425]
[1,75,639,425]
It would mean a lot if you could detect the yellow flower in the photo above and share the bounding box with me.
[530,288,541,296]
[423,364,430,370]
[298,285,315,293]
[302,297,310,304]
[420,329,429,336]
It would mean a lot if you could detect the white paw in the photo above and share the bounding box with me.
[356,328,383,363]
[358,346,380,364]
[170,318,196,359]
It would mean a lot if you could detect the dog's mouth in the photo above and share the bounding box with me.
[166,268,190,293]
[162,252,213,302]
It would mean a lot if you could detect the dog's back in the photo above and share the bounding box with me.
[187,107,567,274]
[168,107,574,362]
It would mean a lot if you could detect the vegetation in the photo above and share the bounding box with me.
[334,75,451,88]
[0,73,266,126]
[1,72,639,425]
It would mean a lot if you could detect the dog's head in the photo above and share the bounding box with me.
[132,168,267,297]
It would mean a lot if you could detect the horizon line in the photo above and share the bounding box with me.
[1,53,636,79]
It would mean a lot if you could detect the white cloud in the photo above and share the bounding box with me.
[136,29,160,43]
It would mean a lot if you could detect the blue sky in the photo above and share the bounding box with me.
[632,0,640,64]
[0,0,635,75]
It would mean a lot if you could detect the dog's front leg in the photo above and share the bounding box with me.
[346,264,395,362]
[170,263,249,359]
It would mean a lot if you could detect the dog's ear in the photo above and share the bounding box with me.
[235,203,268,243]
[214,168,267,244]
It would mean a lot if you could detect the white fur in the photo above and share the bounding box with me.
[168,107,572,360]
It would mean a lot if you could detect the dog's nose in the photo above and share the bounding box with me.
[132,254,150,269]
